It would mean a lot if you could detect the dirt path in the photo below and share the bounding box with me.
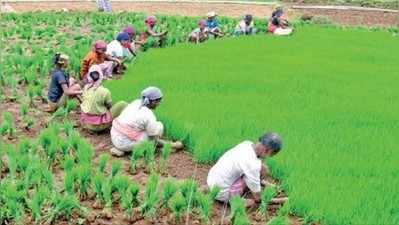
[8,1,399,27]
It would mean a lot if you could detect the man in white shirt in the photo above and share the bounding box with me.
[207,132,282,206]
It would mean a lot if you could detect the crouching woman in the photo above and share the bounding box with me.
[80,65,128,132]
[109,86,166,156]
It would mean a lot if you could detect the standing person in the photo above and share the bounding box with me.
[188,19,209,44]
[234,14,257,36]
[110,86,182,156]
[206,11,224,38]
[47,53,82,112]
[81,40,121,81]
[139,16,168,49]
[80,65,128,132]
[268,8,293,36]
[207,132,283,207]
[96,0,112,12]
[106,32,132,74]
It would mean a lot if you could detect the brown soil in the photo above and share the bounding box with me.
[8,1,399,27]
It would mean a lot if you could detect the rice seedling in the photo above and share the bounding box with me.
[120,182,140,219]
[259,185,278,217]
[267,215,290,225]
[45,193,85,223]
[0,112,16,138]
[0,180,25,224]
[130,145,145,174]
[160,143,172,172]
[102,178,114,217]
[93,172,106,205]
[195,191,212,224]
[98,153,110,173]
[140,172,160,218]
[74,163,92,199]
[63,120,75,137]
[169,191,186,223]
[162,178,179,207]
[112,174,130,195]
[64,170,75,195]
[180,178,199,208]
[229,196,250,225]
[110,160,122,178]
[27,187,49,223]
[141,141,156,171]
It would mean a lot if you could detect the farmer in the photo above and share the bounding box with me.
[47,53,82,112]
[234,14,256,36]
[106,32,132,74]
[80,65,128,132]
[122,25,142,56]
[268,8,293,36]
[139,16,168,48]
[96,0,112,12]
[207,132,283,207]
[110,86,183,156]
[188,19,209,44]
[206,11,224,38]
[81,40,121,81]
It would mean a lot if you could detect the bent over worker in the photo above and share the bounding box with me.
[207,132,283,206]
[110,86,182,156]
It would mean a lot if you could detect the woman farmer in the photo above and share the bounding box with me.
[234,14,256,36]
[122,25,138,56]
[206,11,224,38]
[110,86,182,157]
[80,40,121,81]
[139,16,168,48]
[188,19,209,44]
[106,32,132,74]
[268,8,293,36]
[80,65,128,132]
[47,53,82,112]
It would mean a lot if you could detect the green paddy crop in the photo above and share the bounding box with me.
[107,25,399,224]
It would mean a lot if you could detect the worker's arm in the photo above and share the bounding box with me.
[105,54,122,65]
[61,83,82,96]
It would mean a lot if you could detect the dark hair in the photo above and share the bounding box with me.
[89,71,100,82]
[259,132,283,153]
[53,53,61,65]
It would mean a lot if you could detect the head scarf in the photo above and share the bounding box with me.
[145,16,157,26]
[123,25,136,38]
[116,32,130,42]
[85,65,104,90]
[93,40,107,51]
[141,86,163,106]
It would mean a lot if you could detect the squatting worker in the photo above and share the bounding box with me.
[207,132,283,206]
[80,40,121,81]
[47,53,82,112]
[80,65,128,132]
[110,86,183,156]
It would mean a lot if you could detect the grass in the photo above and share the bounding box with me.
[107,25,399,224]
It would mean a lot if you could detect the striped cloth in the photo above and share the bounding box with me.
[97,0,112,12]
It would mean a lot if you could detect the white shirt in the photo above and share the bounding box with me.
[235,20,254,33]
[116,99,163,136]
[207,141,262,201]
[106,40,130,58]
[110,99,163,151]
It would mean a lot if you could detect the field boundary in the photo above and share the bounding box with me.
[5,0,398,12]
[292,5,398,13]
[4,0,278,5]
